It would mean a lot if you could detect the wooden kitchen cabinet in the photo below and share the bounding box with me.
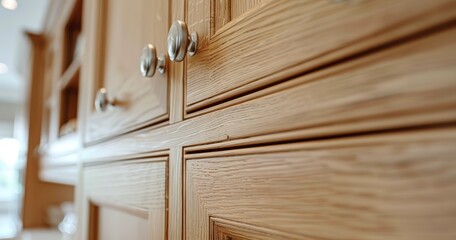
[36,0,84,185]
[182,24,456,240]
[185,128,456,240]
[184,0,456,115]
[44,0,456,239]
[81,157,167,240]
[82,0,169,143]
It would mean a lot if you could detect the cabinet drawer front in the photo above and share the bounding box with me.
[185,129,456,240]
[83,0,169,143]
[80,26,456,162]
[186,0,456,113]
[83,158,167,240]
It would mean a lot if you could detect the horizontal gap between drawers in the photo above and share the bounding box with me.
[84,114,169,147]
[185,123,456,157]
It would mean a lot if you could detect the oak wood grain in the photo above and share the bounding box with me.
[212,0,231,36]
[212,0,266,35]
[84,159,166,211]
[230,0,265,20]
[73,2,456,239]
[81,26,456,162]
[211,217,287,240]
[187,0,456,112]
[185,128,456,240]
[82,0,169,143]
[80,158,167,240]
[169,0,186,124]
[169,146,184,240]
[168,0,187,238]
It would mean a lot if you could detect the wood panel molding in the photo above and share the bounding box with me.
[79,157,168,240]
[39,0,456,239]
[211,0,266,35]
[211,217,290,240]
[186,0,456,113]
[184,127,456,239]
[81,0,170,143]
[81,26,456,162]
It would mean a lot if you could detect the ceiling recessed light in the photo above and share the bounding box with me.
[0,63,8,74]
[1,0,18,10]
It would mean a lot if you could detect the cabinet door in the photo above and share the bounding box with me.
[183,26,456,240]
[83,0,169,143]
[81,158,167,240]
[184,0,456,114]
[185,128,456,240]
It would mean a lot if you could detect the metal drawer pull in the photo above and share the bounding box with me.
[94,88,115,112]
[167,20,198,62]
[140,44,166,77]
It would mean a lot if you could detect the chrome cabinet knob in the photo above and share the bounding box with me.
[140,44,166,77]
[94,88,114,112]
[167,20,198,62]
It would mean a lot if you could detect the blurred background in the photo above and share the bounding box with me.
[0,0,50,239]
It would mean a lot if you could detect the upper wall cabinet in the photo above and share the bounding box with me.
[82,0,169,143]
[181,0,456,115]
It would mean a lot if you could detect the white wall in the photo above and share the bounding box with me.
[0,102,17,138]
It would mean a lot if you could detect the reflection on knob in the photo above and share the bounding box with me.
[167,20,198,62]
[140,44,166,77]
[94,88,114,112]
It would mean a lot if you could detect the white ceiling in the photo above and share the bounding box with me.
[0,0,49,103]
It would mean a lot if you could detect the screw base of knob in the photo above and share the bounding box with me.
[157,54,166,74]
[141,44,166,77]
[95,88,115,112]
[168,20,198,62]
[188,32,198,56]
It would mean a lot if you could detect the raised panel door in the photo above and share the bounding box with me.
[184,0,456,114]
[83,0,169,143]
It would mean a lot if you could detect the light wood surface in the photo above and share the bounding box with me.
[211,217,298,240]
[59,58,81,91]
[230,0,265,20]
[169,146,183,240]
[84,158,166,214]
[64,0,456,239]
[186,0,456,113]
[40,0,80,146]
[80,158,167,240]
[97,207,149,240]
[81,25,456,161]
[82,0,169,143]
[169,0,186,124]
[21,33,74,228]
[167,0,186,238]
[185,127,456,240]
[78,24,456,239]
[39,163,78,186]
[36,0,82,186]
[212,0,265,35]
